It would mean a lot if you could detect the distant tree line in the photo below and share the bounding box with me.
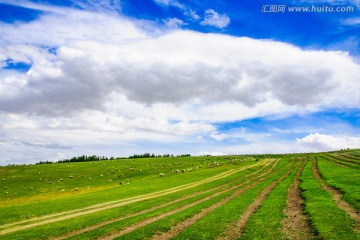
[57,155,111,163]
[128,153,191,159]
[36,153,191,164]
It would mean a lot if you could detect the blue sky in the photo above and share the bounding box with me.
[0,0,360,165]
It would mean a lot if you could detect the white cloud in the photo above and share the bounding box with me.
[195,151,226,156]
[70,0,122,12]
[154,0,186,9]
[1,2,360,164]
[343,17,360,25]
[2,29,360,117]
[0,0,122,13]
[185,10,200,21]
[200,9,230,28]
[210,131,229,141]
[297,133,360,151]
[163,18,185,28]
[0,10,146,48]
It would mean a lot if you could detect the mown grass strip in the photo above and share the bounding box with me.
[280,158,317,240]
[240,159,314,240]
[50,160,276,240]
[218,161,299,240]
[1,161,276,240]
[148,160,286,240]
[313,157,360,228]
[95,160,283,240]
[0,161,269,236]
[128,158,294,240]
[114,189,236,240]
[348,153,360,160]
[317,156,360,212]
[336,154,360,162]
[300,157,360,240]
[322,155,359,169]
[327,154,360,166]
[166,159,297,240]
[0,157,252,224]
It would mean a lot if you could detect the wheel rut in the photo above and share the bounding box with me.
[150,160,283,240]
[219,161,299,240]
[0,160,270,237]
[52,161,274,240]
[312,157,360,230]
[98,159,283,240]
[281,159,316,239]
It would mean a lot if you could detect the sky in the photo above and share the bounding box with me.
[0,0,360,165]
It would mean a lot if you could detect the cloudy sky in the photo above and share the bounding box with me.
[1,0,360,165]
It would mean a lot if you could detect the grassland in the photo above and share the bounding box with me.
[0,150,359,239]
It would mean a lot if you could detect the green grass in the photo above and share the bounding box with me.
[68,159,277,240]
[321,155,360,169]
[317,155,360,211]
[0,151,359,239]
[329,153,360,164]
[168,157,296,239]
[240,160,302,240]
[0,156,259,225]
[117,190,235,240]
[300,157,360,240]
[0,156,269,239]
[68,160,279,240]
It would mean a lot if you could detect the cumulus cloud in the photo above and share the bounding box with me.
[1,27,360,117]
[297,133,360,151]
[163,18,185,28]
[200,9,230,28]
[343,17,360,25]
[0,0,122,13]
[210,131,229,141]
[71,0,122,12]
[1,1,360,164]
[0,10,146,47]
[154,0,185,9]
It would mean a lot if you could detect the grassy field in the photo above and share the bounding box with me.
[0,150,359,239]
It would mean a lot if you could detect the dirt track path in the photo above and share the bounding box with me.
[281,159,315,239]
[322,156,352,169]
[329,155,360,165]
[219,161,299,240]
[312,157,360,229]
[149,159,282,240]
[0,160,270,237]
[53,161,275,240]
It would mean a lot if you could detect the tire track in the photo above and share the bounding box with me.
[219,161,299,240]
[97,159,284,240]
[150,160,293,240]
[0,160,269,236]
[322,156,356,169]
[312,157,360,230]
[336,154,360,163]
[281,158,315,239]
[52,161,275,240]
[326,155,360,167]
